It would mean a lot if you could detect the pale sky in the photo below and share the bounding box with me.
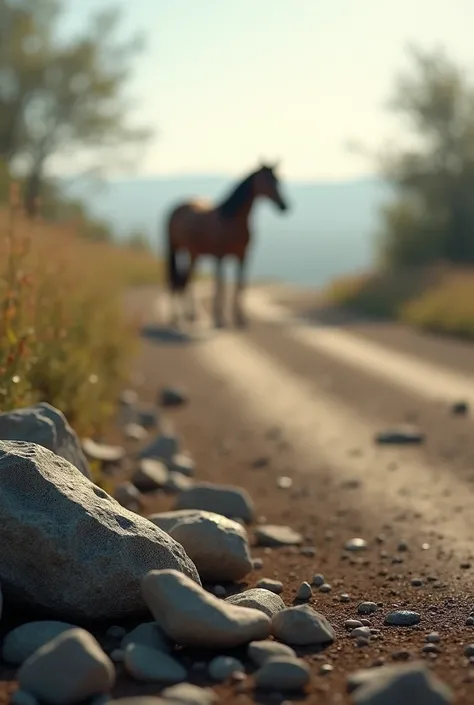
[61,0,474,181]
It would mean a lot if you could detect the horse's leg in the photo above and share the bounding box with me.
[184,254,198,322]
[233,253,248,328]
[213,257,225,328]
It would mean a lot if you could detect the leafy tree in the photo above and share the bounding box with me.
[0,0,152,217]
[364,45,474,266]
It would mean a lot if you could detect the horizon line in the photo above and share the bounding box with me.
[59,170,382,188]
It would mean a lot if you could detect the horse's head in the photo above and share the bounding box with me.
[253,162,289,212]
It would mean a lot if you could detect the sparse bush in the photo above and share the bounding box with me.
[0,184,162,435]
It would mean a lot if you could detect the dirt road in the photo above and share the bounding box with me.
[127,283,474,704]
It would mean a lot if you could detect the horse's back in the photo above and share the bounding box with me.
[167,199,217,250]
[167,197,249,258]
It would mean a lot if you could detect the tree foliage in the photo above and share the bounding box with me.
[0,0,152,217]
[376,45,474,266]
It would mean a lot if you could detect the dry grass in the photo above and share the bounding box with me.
[0,188,163,436]
[324,264,474,340]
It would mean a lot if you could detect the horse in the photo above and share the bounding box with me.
[164,161,289,329]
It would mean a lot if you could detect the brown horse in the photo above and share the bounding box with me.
[165,162,289,328]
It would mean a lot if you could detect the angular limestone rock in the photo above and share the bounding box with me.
[0,441,200,620]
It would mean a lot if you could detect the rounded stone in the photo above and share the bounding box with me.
[248,640,296,666]
[2,622,77,665]
[208,656,245,681]
[271,605,335,645]
[384,610,421,627]
[142,569,271,649]
[254,657,310,691]
[168,513,252,582]
[225,589,285,618]
[123,643,186,684]
[18,628,115,705]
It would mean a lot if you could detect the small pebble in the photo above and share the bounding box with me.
[252,558,263,570]
[311,574,325,587]
[411,578,423,587]
[345,619,363,630]
[422,643,440,654]
[257,578,284,594]
[296,582,312,601]
[110,649,124,663]
[357,602,378,615]
[350,627,371,639]
[345,538,367,552]
[464,644,474,657]
[277,476,292,489]
[105,626,126,640]
[300,546,316,557]
[320,664,333,675]
[356,637,370,647]
[426,632,440,643]
[124,643,187,683]
[319,583,332,593]
[465,617,474,626]
[213,586,226,598]
[384,610,421,626]
[208,656,245,682]
[248,640,296,666]
[340,593,351,603]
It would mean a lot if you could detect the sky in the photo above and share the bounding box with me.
[59,0,474,182]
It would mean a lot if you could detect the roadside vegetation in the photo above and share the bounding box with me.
[0,0,161,434]
[325,46,474,340]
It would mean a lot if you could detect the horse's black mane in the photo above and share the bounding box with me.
[217,172,255,219]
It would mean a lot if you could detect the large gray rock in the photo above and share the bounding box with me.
[175,482,255,524]
[0,441,200,619]
[168,513,252,582]
[0,403,91,478]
